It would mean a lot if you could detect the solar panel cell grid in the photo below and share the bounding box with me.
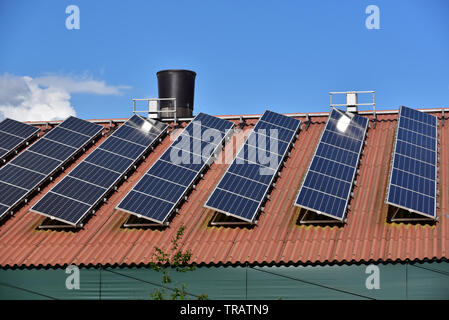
[296,187,347,219]
[0,134,23,151]
[84,149,133,173]
[401,107,436,126]
[99,136,145,159]
[51,177,106,205]
[253,120,294,143]
[116,113,234,224]
[44,127,90,149]
[0,182,27,206]
[159,148,205,172]
[397,127,436,150]
[227,162,275,185]
[386,106,438,218]
[315,143,359,168]
[0,118,39,139]
[206,188,260,221]
[148,158,198,187]
[172,134,217,156]
[69,162,121,189]
[217,173,268,201]
[11,152,61,175]
[31,115,168,226]
[118,191,174,222]
[32,192,91,222]
[193,113,233,133]
[27,139,76,161]
[205,110,300,223]
[112,124,157,147]
[58,116,104,137]
[0,116,103,221]
[134,175,185,203]
[260,110,299,131]
[0,165,45,190]
[309,157,354,182]
[294,108,369,221]
[236,144,284,166]
[398,117,436,137]
[244,132,289,155]
[0,204,8,217]
[395,140,435,164]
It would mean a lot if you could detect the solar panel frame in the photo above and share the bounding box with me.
[30,115,168,227]
[385,106,438,219]
[0,118,40,165]
[294,108,369,221]
[204,110,301,223]
[116,113,235,225]
[0,116,104,222]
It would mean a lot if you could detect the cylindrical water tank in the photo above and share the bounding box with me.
[157,69,196,118]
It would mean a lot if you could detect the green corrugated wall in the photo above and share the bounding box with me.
[0,262,448,300]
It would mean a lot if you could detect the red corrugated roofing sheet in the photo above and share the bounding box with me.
[0,112,448,268]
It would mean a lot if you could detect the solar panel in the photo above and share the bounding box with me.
[294,108,369,222]
[386,106,438,219]
[0,116,103,221]
[0,118,40,164]
[116,112,234,225]
[30,115,168,226]
[204,110,301,223]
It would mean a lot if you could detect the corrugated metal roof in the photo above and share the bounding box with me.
[0,111,448,268]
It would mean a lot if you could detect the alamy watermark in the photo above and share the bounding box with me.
[365,264,380,290]
[65,5,80,30]
[65,264,80,290]
[365,5,380,30]
[168,122,281,175]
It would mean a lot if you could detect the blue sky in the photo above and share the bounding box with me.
[0,0,448,120]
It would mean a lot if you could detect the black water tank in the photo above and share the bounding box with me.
[157,69,196,118]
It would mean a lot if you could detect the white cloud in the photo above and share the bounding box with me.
[34,75,131,95]
[0,74,131,122]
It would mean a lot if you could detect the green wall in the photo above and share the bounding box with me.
[0,262,448,300]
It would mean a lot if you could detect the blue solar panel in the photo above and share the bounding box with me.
[0,116,103,221]
[0,118,39,163]
[98,136,146,159]
[259,110,299,131]
[112,125,158,147]
[69,162,121,188]
[31,115,168,226]
[159,147,204,172]
[205,110,301,223]
[10,152,61,175]
[0,165,45,189]
[58,116,104,137]
[0,182,27,206]
[51,177,106,205]
[133,175,186,203]
[193,112,235,133]
[32,192,91,222]
[386,106,438,219]
[147,160,198,187]
[43,127,91,149]
[27,139,77,161]
[116,113,234,224]
[0,134,23,151]
[0,118,39,139]
[294,108,369,221]
[84,149,133,173]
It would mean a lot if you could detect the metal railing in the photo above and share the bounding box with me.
[132,98,177,126]
[329,90,376,127]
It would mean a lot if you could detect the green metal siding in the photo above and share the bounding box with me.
[0,262,448,300]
